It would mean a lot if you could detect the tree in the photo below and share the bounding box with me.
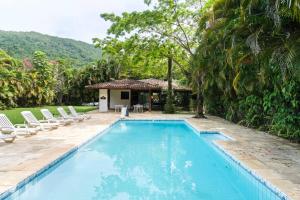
[164,56,175,113]
[99,0,202,114]
[68,59,121,105]
[94,36,171,79]
[31,51,56,105]
[0,50,26,109]
[53,59,75,105]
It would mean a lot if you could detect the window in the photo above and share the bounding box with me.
[121,91,129,100]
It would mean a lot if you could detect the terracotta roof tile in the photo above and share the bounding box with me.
[140,78,191,91]
[86,79,191,91]
[85,79,160,90]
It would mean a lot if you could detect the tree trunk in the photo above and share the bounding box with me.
[57,93,63,105]
[164,56,175,113]
[167,56,172,93]
[194,75,205,118]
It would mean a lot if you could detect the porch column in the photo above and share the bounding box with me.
[148,89,152,112]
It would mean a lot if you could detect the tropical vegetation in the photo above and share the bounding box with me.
[191,0,300,141]
[0,49,119,109]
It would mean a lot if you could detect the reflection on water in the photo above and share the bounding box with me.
[185,160,192,168]
[119,122,128,131]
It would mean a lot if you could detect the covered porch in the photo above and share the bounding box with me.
[86,79,191,112]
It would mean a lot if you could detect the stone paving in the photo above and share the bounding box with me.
[0,111,299,199]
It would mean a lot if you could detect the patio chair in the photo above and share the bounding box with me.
[68,106,91,120]
[114,105,123,112]
[21,111,59,130]
[0,114,38,136]
[57,107,83,122]
[0,132,16,143]
[133,104,143,113]
[41,109,73,126]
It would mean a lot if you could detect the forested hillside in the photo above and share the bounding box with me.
[0,30,100,66]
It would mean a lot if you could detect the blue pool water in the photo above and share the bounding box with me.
[3,120,284,200]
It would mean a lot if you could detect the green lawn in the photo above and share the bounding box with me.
[0,106,96,124]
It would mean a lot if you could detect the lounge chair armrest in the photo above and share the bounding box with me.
[39,120,50,123]
[0,126,14,130]
[14,124,28,128]
[29,122,40,126]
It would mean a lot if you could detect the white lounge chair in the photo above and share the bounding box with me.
[57,107,83,122]
[41,109,73,126]
[68,106,91,120]
[0,114,38,136]
[21,111,59,130]
[0,132,16,143]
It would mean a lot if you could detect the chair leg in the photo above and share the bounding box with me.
[3,137,16,143]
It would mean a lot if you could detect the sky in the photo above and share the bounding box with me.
[0,0,148,43]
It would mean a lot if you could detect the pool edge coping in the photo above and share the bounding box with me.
[0,118,290,200]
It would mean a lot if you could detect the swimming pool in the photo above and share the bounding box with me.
[1,120,286,200]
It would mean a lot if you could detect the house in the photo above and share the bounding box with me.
[85,78,191,112]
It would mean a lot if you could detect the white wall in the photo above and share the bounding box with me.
[99,89,108,112]
[109,89,131,109]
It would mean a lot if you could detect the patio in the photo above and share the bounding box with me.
[0,111,299,199]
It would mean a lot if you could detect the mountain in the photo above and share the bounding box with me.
[0,30,101,67]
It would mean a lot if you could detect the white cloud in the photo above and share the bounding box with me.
[0,0,148,43]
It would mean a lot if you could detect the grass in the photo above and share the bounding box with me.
[0,106,97,124]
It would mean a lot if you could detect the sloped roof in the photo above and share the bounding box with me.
[140,78,191,91]
[85,79,160,90]
[86,79,191,91]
